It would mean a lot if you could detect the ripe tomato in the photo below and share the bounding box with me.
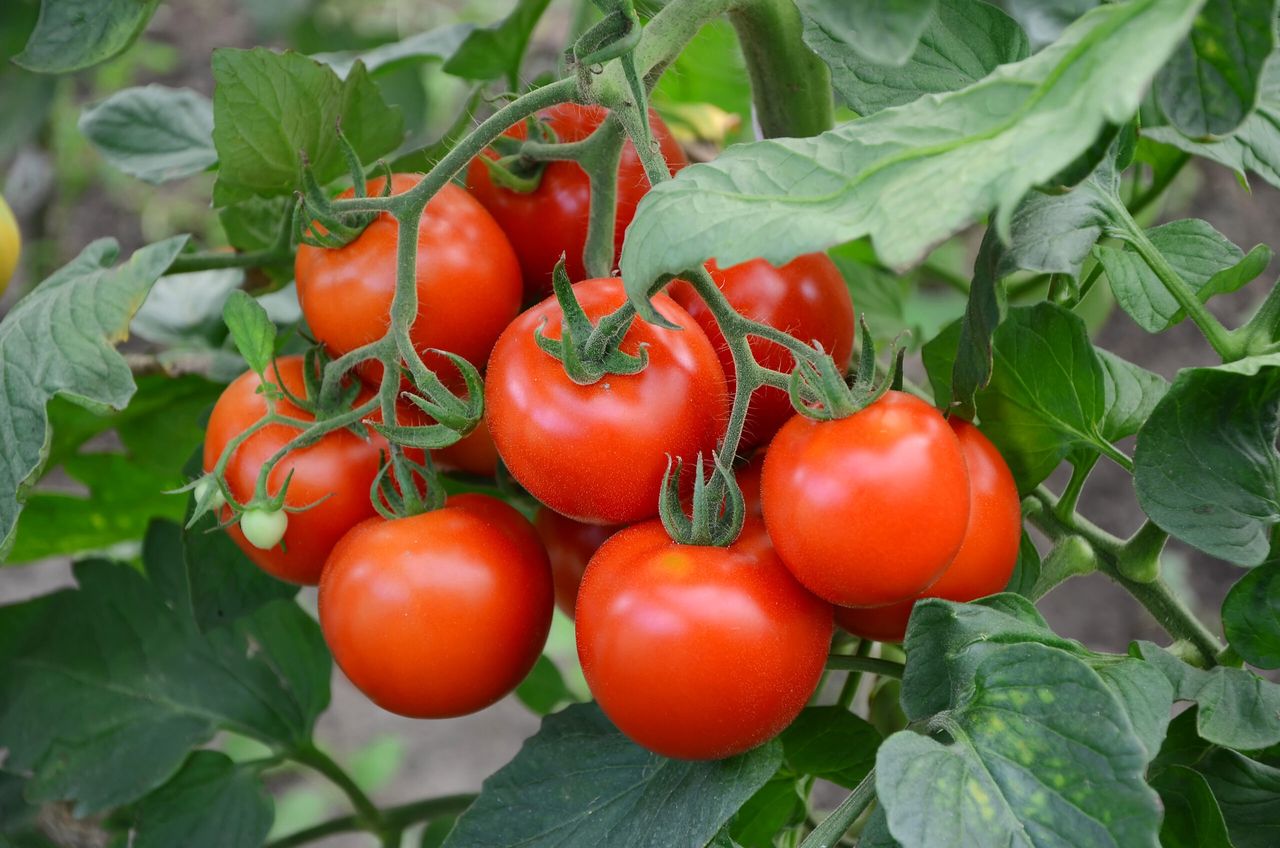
[836,419,1022,641]
[534,507,621,617]
[319,494,554,718]
[202,356,386,585]
[485,277,729,524]
[295,174,522,380]
[466,104,687,299]
[431,417,500,478]
[669,255,855,452]
[576,520,832,760]
[761,391,971,607]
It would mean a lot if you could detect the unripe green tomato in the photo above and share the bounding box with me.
[240,509,288,550]
[0,194,19,296]
[194,477,227,511]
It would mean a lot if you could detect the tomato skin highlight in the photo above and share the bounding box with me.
[295,174,522,378]
[576,520,831,760]
[319,494,554,718]
[534,507,621,617]
[202,356,386,585]
[836,419,1022,642]
[465,104,687,299]
[485,277,729,525]
[669,254,855,453]
[761,391,971,607]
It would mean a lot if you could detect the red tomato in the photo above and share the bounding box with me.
[295,174,522,381]
[431,417,500,478]
[202,356,385,585]
[669,254,855,453]
[735,452,765,517]
[836,419,1022,641]
[485,277,729,524]
[534,507,621,617]
[576,519,832,760]
[761,391,971,607]
[318,494,554,718]
[466,104,687,299]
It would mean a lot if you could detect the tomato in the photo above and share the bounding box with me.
[576,519,832,760]
[486,277,729,524]
[319,494,553,718]
[431,416,500,478]
[836,419,1022,641]
[295,174,522,382]
[0,194,19,296]
[534,507,621,617]
[203,356,388,585]
[466,104,687,299]
[669,254,855,453]
[761,391,970,607]
[735,452,765,518]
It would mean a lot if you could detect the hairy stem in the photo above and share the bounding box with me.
[800,770,877,848]
[290,744,385,835]
[729,0,834,138]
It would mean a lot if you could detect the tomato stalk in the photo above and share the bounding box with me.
[264,794,477,848]
[799,769,877,848]
[835,639,873,710]
[729,0,834,138]
[825,653,905,680]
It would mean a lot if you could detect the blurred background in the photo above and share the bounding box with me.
[1,0,1276,844]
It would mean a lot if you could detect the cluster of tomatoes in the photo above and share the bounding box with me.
[203,105,1022,761]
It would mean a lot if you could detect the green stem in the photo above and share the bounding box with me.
[826,653,904,679]
[265,794,475,848]
[1109,202,1241,361]
[1056,454,1097,519]
[836,639,872,710]
[800,770,877,848]
[291,744,385,835]
[1025,487,1223,664]
[729,0,834,138]
[1234,276,1280,354]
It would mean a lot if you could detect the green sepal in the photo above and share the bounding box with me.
[659,453,745,548]
[533,256,649,385]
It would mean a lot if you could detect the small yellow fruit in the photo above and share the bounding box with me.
[0,194,19,297]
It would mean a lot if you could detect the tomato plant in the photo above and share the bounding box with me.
[4,0,1280,846]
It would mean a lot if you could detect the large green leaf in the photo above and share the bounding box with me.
[798,0,937,68]
[877,642,1161,848]
[619,0,1202,300]
[779,706,881,789]
[14,0,160,73]
[1154,0,1277,139]
[1000,0,1100,48]
[1095,218,1270,333]
[0,237,187,560]
[946,231,1006,419]
[1197,750,1280,848]
[1222,562,1280,669]
[313,23,475,77]
[442,0,553,87]
[210,49,404,205]
[130,751,273,848]
[817,0,1029,115]
[1001,163,1116,278]
[79,85,217,184]
[1134,354,1280,566]
[1136,641,1280,749]
[0,561,329,813]
[1151,765,1234,848]
[442,703,780,848]
[1146,57,1280,189]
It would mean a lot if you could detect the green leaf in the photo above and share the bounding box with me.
[442,0,553,86]
[14,0,160,73]
[947,231,1006,419]
[619,0,1202,296]
[1001,166,1117,279]
[1098,348,1169,441]
[1151,765,1234,848]
[816,0,1029,115]
[1146,58,1280,189]
[514,654,576,715]
[877,643,1161,848]
[313,23,475,77]
[1135,641,1280,750]
[729,776,804,848]
[79,85,216,184]
[1133,354,1280,566]
[1001,0,1100,48]
[922,319,961,406]
[1095,219,1270,333]
[1155,0,1277,139]
[798,0,937,68]
[1197,749,1280,848]
[130,751,273,848]
[222,290,275,375]
[421,817,459,848]
[1222,562,1280,668]
[780,706,881,788]
[441,703,780,848]
[0,561,329,813]
[210,49,403,205]
[0,237,187,560]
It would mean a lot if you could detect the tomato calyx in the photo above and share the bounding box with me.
[533,258,648,385]
[788,318,904,421]
[368,352,485,451]
[370,451,446,520]
[477,121,558,193]
[658,453,745,547]
[295,122,393,250]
